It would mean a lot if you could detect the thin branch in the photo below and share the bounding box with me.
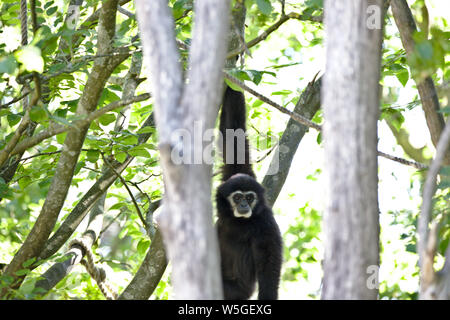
[30,0,38,33]
[226,11,322,60]
[101,153,148,229]
[0,90,31,109]
[377,151,428,170]
[10,93,150,157]
[224,72,322,130]
[20,151,61,162]
[224,72,429,170]
[43,48,134,82]
[175,8,192,21]
[117,5,135,19]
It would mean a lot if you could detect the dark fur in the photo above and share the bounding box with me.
[216,86,283,300]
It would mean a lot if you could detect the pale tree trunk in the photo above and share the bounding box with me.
[135,0,230,299]
[321,0,383,299]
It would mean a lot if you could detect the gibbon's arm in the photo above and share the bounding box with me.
[220,86,255,181]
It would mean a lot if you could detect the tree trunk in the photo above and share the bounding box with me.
[135,0,230,299]
[321,0,383,300]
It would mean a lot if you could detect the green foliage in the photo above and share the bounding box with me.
[408,27,449,81]
[283,203,321,287]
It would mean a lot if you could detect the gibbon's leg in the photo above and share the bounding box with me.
[252,237,282,300]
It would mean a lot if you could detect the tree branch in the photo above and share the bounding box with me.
[224,72,322,130]
[136,0,229,299]
[101,153,148,229]
[225,73,428,170]
[262,75,322,207]
[418,118,450,298]
[9,93,149,157]
[226,11,322,60]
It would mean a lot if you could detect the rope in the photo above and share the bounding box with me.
[69,238,118,300]
[20,0,28,46]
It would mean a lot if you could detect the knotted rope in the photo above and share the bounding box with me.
[69,238,117,300]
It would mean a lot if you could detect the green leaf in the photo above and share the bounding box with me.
[7,113,21,127]
[128,147,150,158]
[438,106,450,115]
[173,0,192,20]
[119,134,139,145]
[14,45,44,73]
[44,1,54,9]
[22,257,36,268]
[136,127,155,134]
[86,150,100,163]
[405,243,416,253]
[396,68,409,87]
[0,177,10,198]
[15,269,31,276]
[29,105,48,123]
[41,145,58,153]
[118,227,128,239]
[56,132,67,144]
[18,176,32,190]
[316,131,322,144]
[46,6,58,16]
[137,239,151,255]
[115,152,127,163]
[271,89,292,96]
[256,0,273,16]
[224,79,243,92]
[98,113,116,126]
[109,202,125,211]
[0,55,18,74]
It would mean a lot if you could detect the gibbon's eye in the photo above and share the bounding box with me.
[245,194,254,203]
[232,193,243,203]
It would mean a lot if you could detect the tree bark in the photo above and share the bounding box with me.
[321,0,383,300]
[262,77,321,207]
[135,0,230,299]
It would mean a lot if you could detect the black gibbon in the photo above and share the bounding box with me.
[215,86,283,300]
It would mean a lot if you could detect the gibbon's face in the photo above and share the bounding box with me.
[227,190,257,218]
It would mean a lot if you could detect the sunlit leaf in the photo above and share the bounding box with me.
[14,45,44,73]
